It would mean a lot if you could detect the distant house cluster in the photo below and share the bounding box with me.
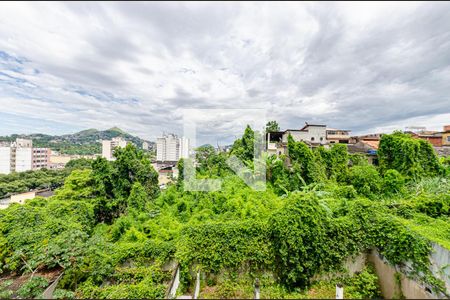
[266,122,450,165]
[405,125,450,148]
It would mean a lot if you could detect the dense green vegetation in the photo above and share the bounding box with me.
[0,159,93,199]
[0,129,449,298]
[0,127,153,155]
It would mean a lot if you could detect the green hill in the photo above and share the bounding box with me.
[0,127,154,155]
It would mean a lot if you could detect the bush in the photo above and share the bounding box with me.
[53,288,76,299]
[17,276,49,299]
[383,169,405,195]
[349,165,382,196]
[270,194,331,288]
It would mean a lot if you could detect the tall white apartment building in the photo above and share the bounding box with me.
[156,134,190,162]
[102,137,128,161]
[0,139,50,174]
[0,144,11,174]
[15,147,32,172]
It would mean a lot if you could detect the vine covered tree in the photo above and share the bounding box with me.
[378,132,443,178]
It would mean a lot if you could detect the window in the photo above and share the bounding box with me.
[311,137,315,141]
[320,137,323,141]
[447,136,450,142]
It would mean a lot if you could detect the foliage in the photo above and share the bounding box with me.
[271,194,325,287]
[348,165,382,196]
[1,125,449,298]
[341,264,381,299]
[231,125,257,163]
[53,288,76,299]
[195,145,229,177]
[0,169,67,199]
[0,279,13,298]
[378,132,443,179]
[287,135,326,185]
[127,182,148,212]
[65,158,93,170]
[349,153,369,166]
[266,120,280,133]
[177,220,273,273]
[16,276,49,298]
[383,169,405,195]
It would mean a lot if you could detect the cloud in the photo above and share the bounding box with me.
[0,2,450,145]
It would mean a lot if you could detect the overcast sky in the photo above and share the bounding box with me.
[1,2,450,144]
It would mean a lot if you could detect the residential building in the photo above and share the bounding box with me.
[326,128,351,144]
[102,137,127,161]
[347,140,379,165]
[0,143,11,174]
[266,131,286,156]
[418,132,442,147]
[156,134,190,162]
[49,154,72,169]
[0,189,54,210]
[32,148,51,170]
[406,129,443,147]
[15,146,32,172]
[0,139,50,174]
[48,153,98,170]
[281,123,327,145]
[142,141,150,151]
[442,125,450,146]
[349,133,382,144]
[267,122,350,156]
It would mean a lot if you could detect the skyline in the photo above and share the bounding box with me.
[1,2,450,145]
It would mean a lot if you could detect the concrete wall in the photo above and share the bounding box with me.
[368,249,448,299]
[166,266,180,299]
[429,243,450,293]
[320,248,449,299]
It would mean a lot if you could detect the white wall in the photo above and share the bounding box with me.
[165,135,179,161]
[15,147,32,172]
[282,126,327,144]
[102,140,112,160]
[156,137,166,161]
[0,147,11,174]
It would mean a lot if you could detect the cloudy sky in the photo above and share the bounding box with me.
[1,2,450,144]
